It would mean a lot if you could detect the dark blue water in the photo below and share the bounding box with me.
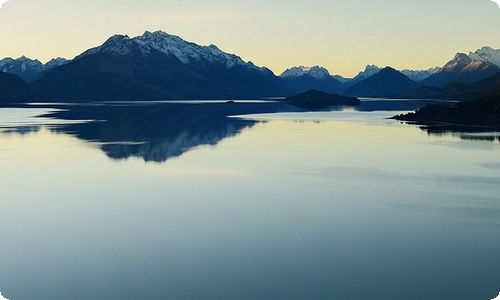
[0,100,499,300]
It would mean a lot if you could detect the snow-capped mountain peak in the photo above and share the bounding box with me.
[440,52,500,73]
[78,30,253,70]
[468,46,500,67]
[280,66,331,79]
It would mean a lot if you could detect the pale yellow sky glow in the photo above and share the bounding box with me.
[0,0,499,77]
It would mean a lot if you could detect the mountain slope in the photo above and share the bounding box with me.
[0,71,33,103]
[343,67,421,97]
[421,53,500,87]
[31,31,290,101]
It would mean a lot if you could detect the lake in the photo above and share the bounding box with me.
[0,100,499,300]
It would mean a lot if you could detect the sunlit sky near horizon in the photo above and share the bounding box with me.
[0,0,499,77]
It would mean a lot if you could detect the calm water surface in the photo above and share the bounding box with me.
[0,101,499,300]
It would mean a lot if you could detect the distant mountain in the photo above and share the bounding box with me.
[353,65,382,81]
[468,46,500,67]
[331,75,349,84]
[400,67,440,82]
[421,53,500,87]
[0,56,69,83]
[401,70,500,101]
[340,65,382,89]
[343,67,422,97]
[31,31,290,101]
[280,66,331,79]
[279,66,343,94]
[0,71,33,103]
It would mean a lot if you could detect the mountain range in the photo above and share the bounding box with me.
[280,65,439,93]
[277,47,500,97]
[0,30,499,103]
[30,31,289,101]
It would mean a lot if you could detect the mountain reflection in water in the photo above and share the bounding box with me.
[5,99,489,163]
[42,102,294,162]
[410,124,500,143]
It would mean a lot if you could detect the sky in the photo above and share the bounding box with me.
[0,0,499,78]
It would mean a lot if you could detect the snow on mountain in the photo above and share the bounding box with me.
[420,52,500,87]
[78,30,258,71]
[441,53,474,72]
[0,55,69,83]
[280,66,331,80]
[278,65,343,94]
[438,52,499,74]
[468,46,500,67]
[400,67,440,82]
[0,56,43,74]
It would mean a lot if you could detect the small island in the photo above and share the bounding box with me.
[282,89,360,110]
[393,92,500,129]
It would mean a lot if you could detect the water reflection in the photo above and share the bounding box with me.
[1,99,495,165]
[99,123,247,162]
[421,126,500,143]
[1,100,500,300]
[2,125,41,135]
[41,102,292,162]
